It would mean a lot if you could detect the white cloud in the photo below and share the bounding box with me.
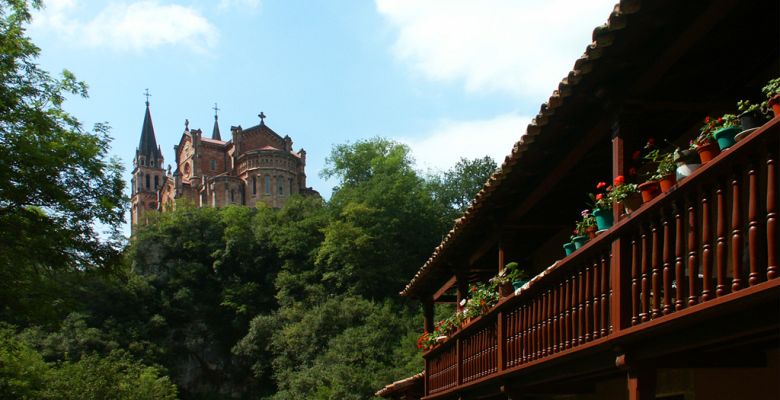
[32,1,218,53]
[376,0,616,98]
[400,113,530,172]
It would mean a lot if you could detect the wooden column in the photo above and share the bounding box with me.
[423,297,434,334]
[627,367,656,400]
[610,122,630,332]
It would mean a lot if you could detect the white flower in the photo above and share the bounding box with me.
[459,298,467,307]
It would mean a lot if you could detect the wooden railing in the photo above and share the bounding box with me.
[422,118,778,398]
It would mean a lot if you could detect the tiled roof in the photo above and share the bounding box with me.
[401,0,640,297]
[375,372,424,398]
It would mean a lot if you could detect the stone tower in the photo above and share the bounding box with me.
[130,98,165,233]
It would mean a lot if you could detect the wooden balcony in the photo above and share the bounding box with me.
[423,118,779,399]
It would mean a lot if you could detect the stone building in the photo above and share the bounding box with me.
[130,101,317,233]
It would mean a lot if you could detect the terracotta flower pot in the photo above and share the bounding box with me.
[585,226,597,239]
[659,174,676,193]
[696,141,720,164]
[622,193,643,214]
[638,181,661,203]
[769,94,780,117]
[498,282,514,297]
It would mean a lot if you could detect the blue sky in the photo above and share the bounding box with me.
[27,0,616,235]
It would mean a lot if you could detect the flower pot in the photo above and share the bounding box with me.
[498,282,514,297]
[585,225,597,239]
[739,111,762,131]
[593,208,613,230]
[713,126,740,150]
[572,235,588,249]
[696,141,720,163]
[622,193,643,214]
[638,181,660,203]
[512,279,529,291]
[563,242,576,256]
[769,94,780,117]
[659,174,676,193]
[675,163,700,181]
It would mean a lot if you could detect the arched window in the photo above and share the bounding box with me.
[278,176,284,195]
[265,176,271,194]
[252,176,257,195]
[145,174,150,189]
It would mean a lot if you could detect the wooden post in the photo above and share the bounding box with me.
[423,297,434,334]
[627,367,656,400]
[610,122,630,333]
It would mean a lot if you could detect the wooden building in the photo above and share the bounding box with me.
[379,1,779,399]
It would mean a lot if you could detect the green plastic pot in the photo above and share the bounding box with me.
[593,208,613,231]
[563,242,576,256]
[713,126,740,150]
[512,279,529,291]
[572,235,589,249]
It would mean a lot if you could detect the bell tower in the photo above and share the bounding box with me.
[130,90,165,233]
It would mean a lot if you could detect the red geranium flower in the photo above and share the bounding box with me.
[596,181,607,189]
[705,116,710,123]
[632,150,642,160]
[596,193,604,200]
[614,175,625,185]
[647,137,655,147]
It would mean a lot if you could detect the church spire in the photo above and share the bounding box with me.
[136,89,163,162]
[212,102,222,140]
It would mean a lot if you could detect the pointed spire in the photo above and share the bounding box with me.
[137,91,163,161]
[212,102,221,140]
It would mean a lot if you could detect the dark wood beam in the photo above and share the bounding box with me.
[632,0,740,94]
[432,275,456,302]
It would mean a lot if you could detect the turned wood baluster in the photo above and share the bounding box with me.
[688,198,699,306]
[651,223,661,318]
[585,265,592,341]
[731,175,744,292]
[601,255,608,336]
[662,210,672,314]
[571,273,578,346]
[701,191,713,301]
[593,260,601,339]
[554,283,561,353]
[577,270,585,344]
[748,164,761,286]
[564,277,571,349]
[716,185,728,296]
[767,153,777,280]
[532,297,538,360]
[547,288,554,355]
[640,229,650,321]
[541,291,548,357]
[631,238,639,325]
[675,204,685,311]
[521,304,528,363]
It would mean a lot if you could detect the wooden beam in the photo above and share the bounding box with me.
[632,0,740,94]
[432,275,456,302]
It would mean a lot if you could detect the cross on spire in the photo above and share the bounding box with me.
[258,111,266,125]
[143,88,151,106]
[213,102,220,119]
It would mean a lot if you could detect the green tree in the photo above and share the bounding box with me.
[428,156,497,224]
[0,0,125,324]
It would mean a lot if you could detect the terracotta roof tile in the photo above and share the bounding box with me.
[375,372,424,398]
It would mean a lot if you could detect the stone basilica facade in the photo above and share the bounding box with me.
[130,101,318,233]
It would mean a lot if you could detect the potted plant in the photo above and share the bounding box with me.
[644,147,677,193]
[608,175,641,213]
[563,240,576,256]
[571,227,589,250]
[673,146,700,181]
[589,181,613,231]
[577,209,598,239]
[711,114,741,150]
[491,261,530,296]
[692,116,721,163]
[736,99,766,133]
[762,76,780,117]
[464,283,499,318]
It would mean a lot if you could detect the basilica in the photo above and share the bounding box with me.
[130,100,317,233]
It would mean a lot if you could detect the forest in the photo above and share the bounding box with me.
[0,2,496,398]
